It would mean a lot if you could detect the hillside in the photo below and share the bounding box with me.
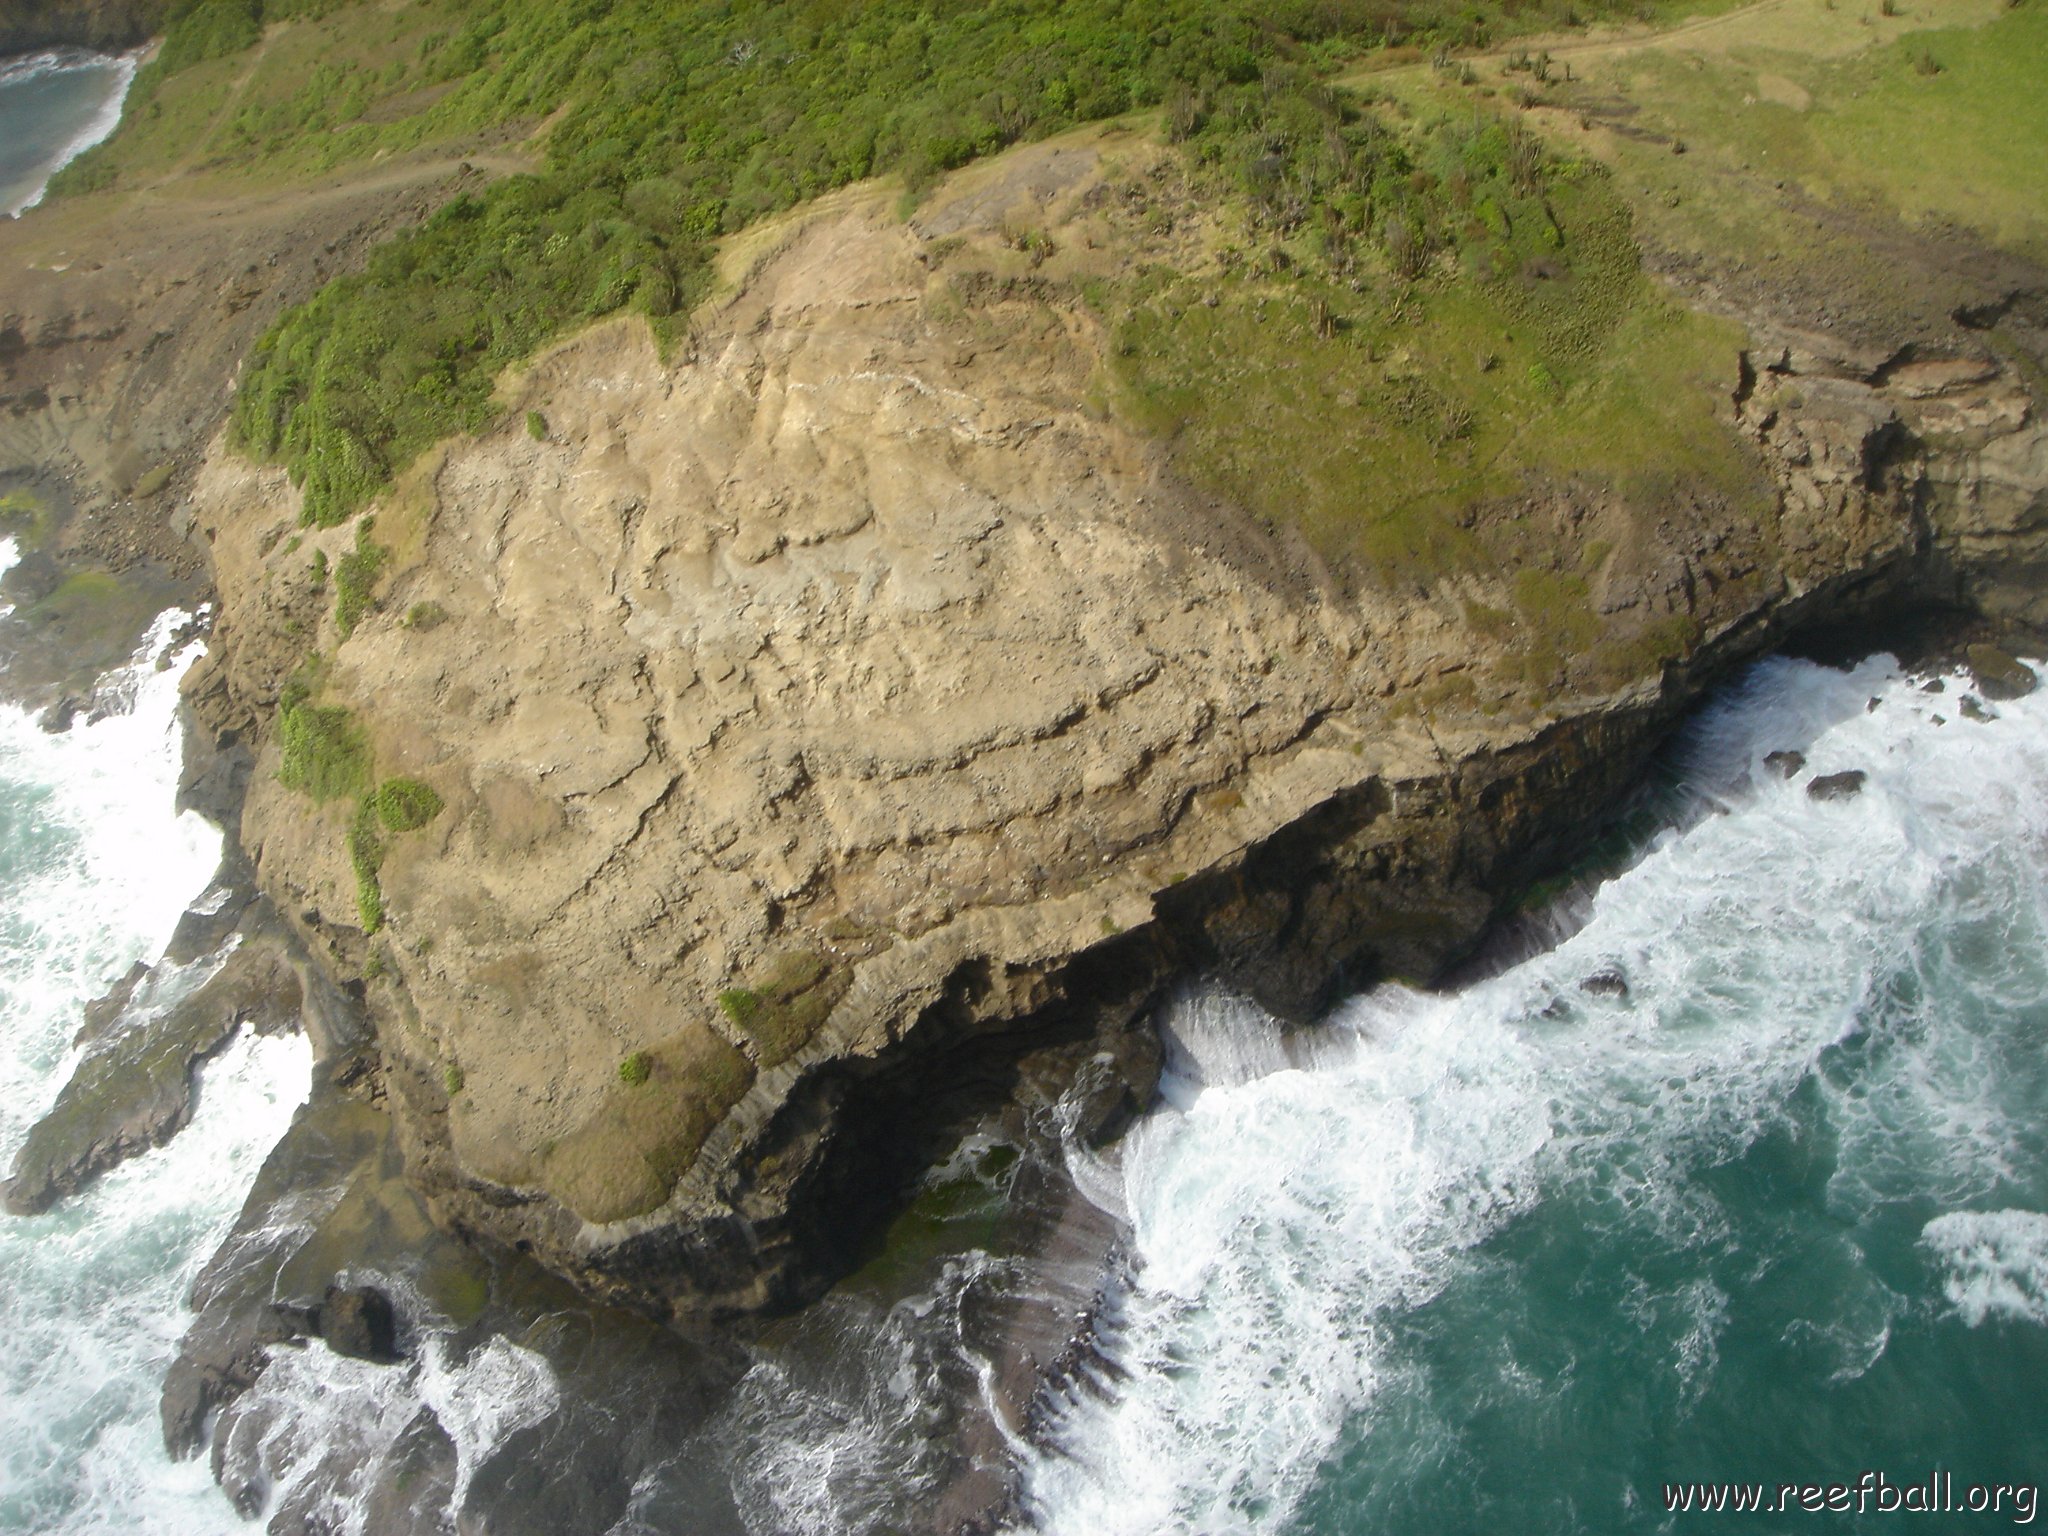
[1,4,2046,1519]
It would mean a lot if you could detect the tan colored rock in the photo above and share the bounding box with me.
[180,134,2048,1317]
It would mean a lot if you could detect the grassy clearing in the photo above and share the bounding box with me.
[1100,105,1764,585]
[1562,1,2047,263]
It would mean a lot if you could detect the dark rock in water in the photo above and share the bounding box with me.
[1961,694,1995,723]
[39,693,84,733]
[2,932,302,1216]
[1922,677,1946,694]
[74,960,149,1049]
[208,1394,271,1519]
[359,1409,460,1536]
[320,1284,401,1363]
[1580,967,1630,1000]
[1064,1021,1164,1149]
[1807,769,1867,802]
[1967,643,2037,701]
[1763,750,1805,779]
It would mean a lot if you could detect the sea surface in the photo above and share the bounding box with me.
[0,50,135,218]
[0,539,308,1536]
[1019,653,2048,1535]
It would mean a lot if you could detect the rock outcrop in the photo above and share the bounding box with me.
[2,901,301,1216]
[177,133,2048,1320]
[0,0,167,58]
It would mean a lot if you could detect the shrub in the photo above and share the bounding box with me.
[371,776,444,832]
[334,520,388,638]
[401,600,448,631]
[443,1063,464,1096]
[618,1051,652,1086]
[526,409,548,441]
[277,702,370,800]
[346,797,385,932]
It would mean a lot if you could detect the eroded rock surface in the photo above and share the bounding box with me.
[179,133,2048,1319]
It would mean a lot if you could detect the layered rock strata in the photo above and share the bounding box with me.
[177,135,2048,1320]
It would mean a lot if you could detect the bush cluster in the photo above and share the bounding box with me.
[215,0,1642,525]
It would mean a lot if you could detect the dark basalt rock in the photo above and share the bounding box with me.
[1962,694,1996,722]
[2,928,301,1216]
[1580,967,1631,999]
[1967,643,2037,701]
[1064,1021,1164,1149]
[1807,769,1868,802]
[319,1284,402,1363]
[1763,750,1806,778]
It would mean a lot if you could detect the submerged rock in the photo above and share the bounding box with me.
[1763,750,1805,778]
[1807,769,1868,802]
[1580,967,1631,999]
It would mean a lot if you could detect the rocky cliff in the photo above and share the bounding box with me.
[177,130,2048,1320]
[0,0,166,57]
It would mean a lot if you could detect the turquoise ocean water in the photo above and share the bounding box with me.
[1021,654,2048,1535]
[0,51,134,218]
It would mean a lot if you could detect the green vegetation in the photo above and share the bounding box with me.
[716,950,847,1068]
[400,600,448,631]
[277,701,370,800]
[132,463,175,499]
[54,0,1657,526]
[333,519,388,637]
[371,776,444,833]
[443,1063,464,1097]
[525,410,548,441]
[346,795,386,931]
[1098,100,1765,591]
[1579,2,2048,265]
[617,1051,652,1087]
[0,490,55,550]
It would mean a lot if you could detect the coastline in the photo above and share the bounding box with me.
[0,0,2041,1529]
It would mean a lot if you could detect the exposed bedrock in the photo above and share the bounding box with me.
[0,0,168,59]
[179,137,2048,1321]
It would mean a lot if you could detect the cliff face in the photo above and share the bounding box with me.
[0,0,166,57]
[179,132,2048,1319]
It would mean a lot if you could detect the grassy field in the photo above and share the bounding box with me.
[1537,0,2047,268]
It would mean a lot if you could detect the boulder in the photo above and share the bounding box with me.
[319,1284,402,1363]
[1807,769,1867,802]
[1763,750,1805,779]
[1967,643,2037,701]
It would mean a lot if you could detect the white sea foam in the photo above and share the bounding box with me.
[1922,1210,2048,1328]
[0,596,311,1535]
[1019,654,2048,1536]
[3,47,139,218]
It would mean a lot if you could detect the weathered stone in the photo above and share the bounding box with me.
[318,1284,401,1363]
[1763,750,1805,778]
[1580,967,1631,999]
[4,932,300,1216]
[1807,769,1868,802]
[1967,643,2038,700]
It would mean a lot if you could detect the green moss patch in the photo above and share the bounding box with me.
[371,776,444,833]
[334,519,389,638]
[540,1025,755,1224]
[277,702,371,801]
[718,949,848,1069]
